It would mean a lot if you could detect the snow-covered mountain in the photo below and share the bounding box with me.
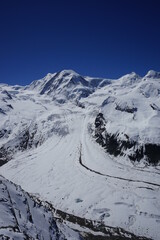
[0,69,160,239]
[93,71,160,164]
[27,69,111,104]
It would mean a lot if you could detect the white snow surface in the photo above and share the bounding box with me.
[0,175,82,239]
[0,70,160,239]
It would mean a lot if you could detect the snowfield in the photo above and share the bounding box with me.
[0,69,160,239]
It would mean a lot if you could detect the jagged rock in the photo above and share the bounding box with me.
[95,113,106,147]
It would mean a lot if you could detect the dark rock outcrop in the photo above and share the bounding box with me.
[145,144,160,165]
[115,104,137,113]
[0,146,12,166]
[94,113,160,165]
[95,113,106,147]
[0,126,43,166]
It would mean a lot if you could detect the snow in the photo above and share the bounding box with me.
[0,70,160,239]
[84,72,160,145]
[145,70,160,79]
[0,175,75,239]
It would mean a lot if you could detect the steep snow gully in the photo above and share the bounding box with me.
[0,70,160,239]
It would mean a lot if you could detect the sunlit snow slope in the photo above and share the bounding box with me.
[0,70,160,240]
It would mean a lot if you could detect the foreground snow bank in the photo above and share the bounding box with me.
[0,175,82,240]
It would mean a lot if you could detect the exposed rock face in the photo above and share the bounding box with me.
[95,113,106,147]
[95,113,160,165]
[115,103,137,113]
[0,147,11,166]
[0,125,43,166]
[144,144,160,164]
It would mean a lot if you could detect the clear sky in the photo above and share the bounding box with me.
[0,0,160,85]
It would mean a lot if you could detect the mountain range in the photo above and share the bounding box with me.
[0,69,160,239]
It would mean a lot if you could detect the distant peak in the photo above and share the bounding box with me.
[44,72,56,80]
[46,73,54,77]
[128,72,141,77]
[119,72,141,81]
[42,70,80,82]
[58,69,80,76]
[145,70,160,79]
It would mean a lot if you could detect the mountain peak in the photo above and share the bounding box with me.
[118,72,141,86]
[58,69,80,77]
[119,72,141,79]
[145,70,160,79]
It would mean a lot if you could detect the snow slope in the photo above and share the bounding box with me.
[0,175,83,240]
[0,70,160,239]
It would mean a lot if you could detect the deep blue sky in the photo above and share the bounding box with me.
[0,0,160,85]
